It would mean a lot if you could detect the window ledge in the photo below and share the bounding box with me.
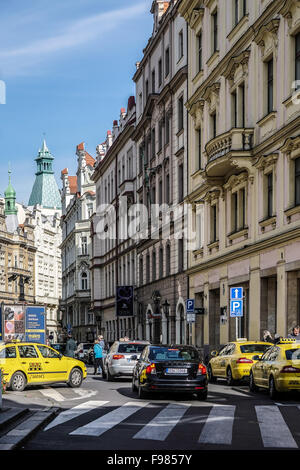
[257,111,277,127]
[207,240,219,251]
[206,51,219,68]
[284,204,300,218]
[259,215,277,228]
[227,227,248,241]
[227,15,249,41]
[283,92,300,108]
[192,69,204,85]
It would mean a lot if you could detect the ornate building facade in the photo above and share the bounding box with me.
[60,143,97,342]
[178,0,300,353]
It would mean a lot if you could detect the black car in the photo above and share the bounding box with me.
[132,344,208,400]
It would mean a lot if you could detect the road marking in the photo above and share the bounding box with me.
[133,403,191,441]
[198,405,236,445]
[39,389,67,402]
[255,405,298,448]
[44,401,108,431]
[70,401,149,437]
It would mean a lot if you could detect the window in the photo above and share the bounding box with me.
[232,90,237,127]
[178,164,184,202]
[139,256,143,286]
[211,112,217,138]
[37,345,60,358]
[139,144,144,173]
[212,11,218,53]
[178,239,184,272]
[211,204,218,242]
[81,236,87,255]
[165,173,170,204]
[165,47,170,77]
[166,244,171,275]
[146,254,150,284]
[145,79,149,98]
[267,57,274,114]
[178,30,184,60]
[152,70,155,93]
[159,247,164,278]
[159,179,163,205]
[178,96,184,132]
[151,128,156,159]
[81,272,88,290]
[232,192,238,232]
[296,32,300,85]
[295,157,300,206]
[197,128,202,170]
[267,172,273,218]
[152,250,156,281]
[87,203,93,219]
[18,345,38,358]
[198,32,203,72]
[158,120,163,151]
[165,113,170,145]
[158,58,162,86]
[0,347,16,358]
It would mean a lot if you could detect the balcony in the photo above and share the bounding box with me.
[205,128,254,177]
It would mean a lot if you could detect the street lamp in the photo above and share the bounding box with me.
[162,300,170,344]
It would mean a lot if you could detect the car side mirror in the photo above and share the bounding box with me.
[252,355,260,361]
[59,353,63,360]
[210,350,218,357]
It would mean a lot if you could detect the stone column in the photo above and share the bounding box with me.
[277,259,287,336]
[249,256,261,340]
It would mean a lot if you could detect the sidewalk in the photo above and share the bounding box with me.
[0,397,57,450]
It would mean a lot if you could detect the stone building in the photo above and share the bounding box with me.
[60,143,97,342]
[91,98,137,341]
[178,0,300,353]
[133,0,189,344]
[27,140,62,342]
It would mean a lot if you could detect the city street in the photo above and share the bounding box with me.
[3,367,298,451]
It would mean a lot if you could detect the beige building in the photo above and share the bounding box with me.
[178,0,300,353]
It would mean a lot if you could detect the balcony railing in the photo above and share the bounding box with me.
[206,128,254,163]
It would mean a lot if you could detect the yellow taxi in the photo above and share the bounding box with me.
[208,339,273,385]
[249,338,300,399]
[0,342,87,392]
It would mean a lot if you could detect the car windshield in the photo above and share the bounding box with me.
[240,344,272,354]
[285,349,300,360]
[148,347,199,361]
[83,344,92,350]
[118,343,147,353]
[0,346,16,358]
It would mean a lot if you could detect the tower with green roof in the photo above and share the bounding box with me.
[5,167,19,233]
[28,140,62,210]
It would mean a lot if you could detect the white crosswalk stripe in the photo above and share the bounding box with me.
[44,401,108,431]
[42,400,300,448]
[39,389,67,402]
[70,401,149,437]
[133,403,191,441]
[255,405,298,448]
[198,405,236,445]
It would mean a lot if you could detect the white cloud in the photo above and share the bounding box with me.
[0,2,148,76]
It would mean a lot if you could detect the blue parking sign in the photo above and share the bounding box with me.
[186,299,194,313]
[230,300,243,317]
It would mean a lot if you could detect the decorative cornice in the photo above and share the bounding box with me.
[222,50,251,83]
[254,152,279,170]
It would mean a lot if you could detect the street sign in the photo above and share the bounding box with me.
[186,313,196,323]
[186,299,195,313]
[230,300,243,317]
[230,287,243,300]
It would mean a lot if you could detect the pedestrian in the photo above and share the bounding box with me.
[123,336,130,342]
[288,325,300,341]
[93,339,106,378]
[263,330,274,343]
[65,334,77,358]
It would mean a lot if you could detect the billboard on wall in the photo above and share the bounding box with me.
[1,305,46,343]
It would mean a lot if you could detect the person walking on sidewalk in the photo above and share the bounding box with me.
[93,339,106,378]
[65,335,77,358]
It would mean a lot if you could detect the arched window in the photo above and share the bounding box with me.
[81,272,88,290]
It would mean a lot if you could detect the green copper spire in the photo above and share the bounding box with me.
[28,139,62,209]
[4,165,17,215]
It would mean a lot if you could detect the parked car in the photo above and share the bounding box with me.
[0,342,87,391]
[104,340,149,381]
[75,343,94,364]
[132,344,208,400]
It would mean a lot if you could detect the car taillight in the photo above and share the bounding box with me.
[280,366,300,373]
[236,358,253,364]
[197,364,207,375]
[146,363,156,375]
[80,349,83,353]
[112,354,125,360]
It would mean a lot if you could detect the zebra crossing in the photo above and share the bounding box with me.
[43,399,300,448]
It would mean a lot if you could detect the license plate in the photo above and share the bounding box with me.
[166,368,187,374]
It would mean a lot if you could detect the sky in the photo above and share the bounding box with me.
[0,0,153,204]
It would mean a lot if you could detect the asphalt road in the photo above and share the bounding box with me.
[7,366,300,452]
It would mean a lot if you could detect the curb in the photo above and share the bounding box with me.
[0,407,58,450]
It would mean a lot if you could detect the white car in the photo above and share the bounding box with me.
[104,341,149,381]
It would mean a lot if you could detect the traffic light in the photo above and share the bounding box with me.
[116,286,134,317]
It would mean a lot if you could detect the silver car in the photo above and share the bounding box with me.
[104,340,149,381]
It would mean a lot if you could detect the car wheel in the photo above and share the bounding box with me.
[269,376,278,400]
[132,376,137,392]
[197,389,208,401]
[10,371,26,392]
[106,367,114,382]
[226,367,235,386]
[249,372,258,393]
[68,368,83,388]
[138,384,147,399]
[208,365,217,383]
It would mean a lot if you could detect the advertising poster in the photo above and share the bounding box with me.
[3,305,26,342]
[25,306,46,344]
